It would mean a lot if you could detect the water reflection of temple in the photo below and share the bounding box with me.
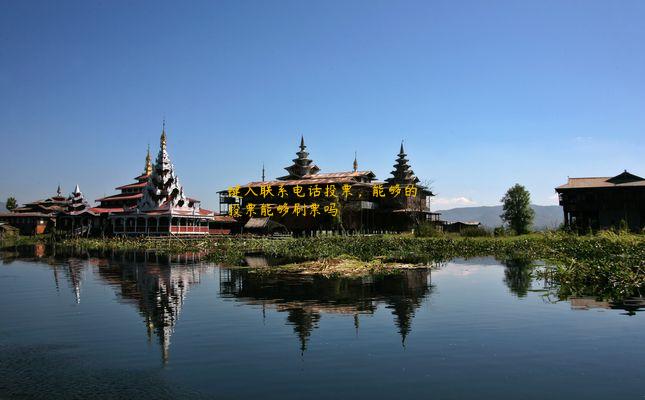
[51,257,85,303]
[94,252,208,364]
[1,244,86,304]
[219,268,433,352]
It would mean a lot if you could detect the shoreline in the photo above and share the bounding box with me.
[2,232,644,298]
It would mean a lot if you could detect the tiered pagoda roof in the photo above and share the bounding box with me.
[10,185,71,215]
[235,137,376,189]
[66,184,91,215]
[386,142,420,185]
[122,124,213,218]
[90,124,214,221]
[138,125,191,211]
[277,136,321,180]
[93,148,153,213]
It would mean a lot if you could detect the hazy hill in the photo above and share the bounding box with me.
[436,205,563,230]
[0,201,5,211]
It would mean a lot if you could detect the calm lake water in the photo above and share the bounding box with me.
[1,246,644,399]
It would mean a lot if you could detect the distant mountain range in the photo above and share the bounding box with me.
[0,202,5,212]
[436,205,563,230]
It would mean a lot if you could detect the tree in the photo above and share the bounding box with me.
[5,197,17,211]
[500,184,534,234]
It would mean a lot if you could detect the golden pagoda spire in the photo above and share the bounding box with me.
[144,145,152,175]
[160,119,167,149]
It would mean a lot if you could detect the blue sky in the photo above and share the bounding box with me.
[1,0,643,210]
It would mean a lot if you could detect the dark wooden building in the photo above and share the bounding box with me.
[220,137,440,235]
[0,186,69,235]
[555,170,645,232]
[444,221,481,234]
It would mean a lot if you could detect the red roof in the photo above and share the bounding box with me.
[115,182,147,190]
[213,215,237,223]
[0,212,53,218]
[108,206,215,219]
[96,193,143,202]
[89,207,127,214]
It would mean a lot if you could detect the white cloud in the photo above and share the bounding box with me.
[432,196,477,208]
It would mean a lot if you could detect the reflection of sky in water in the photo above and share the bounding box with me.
[0,250,644,399]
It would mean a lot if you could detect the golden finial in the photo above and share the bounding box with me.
[144,145,152,175]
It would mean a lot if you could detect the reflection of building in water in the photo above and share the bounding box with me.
[5,246,210,364]
[51,257,85,304]
[219,268,432,352]
[2,245,87,304]
[94,252,207,364]
[569,296,645,316]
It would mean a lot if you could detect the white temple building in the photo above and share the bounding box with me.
[108,124,216,236]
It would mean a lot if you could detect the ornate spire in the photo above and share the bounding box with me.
[160,120,167,150]
[353,151,358,172]
[138,125,190,211]
[144,145,152,175]
[68,184,88,212]
[262,163,266,182]
[57,184,62,196]
[386,141,420,185]
[277,136,321,180]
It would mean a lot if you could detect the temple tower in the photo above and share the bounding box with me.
[386,142,420,185]
[278,136,320,180]
[68,184,89,212]
[138,123,189,210]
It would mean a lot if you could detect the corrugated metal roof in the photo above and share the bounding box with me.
[302,171,376,179]
[556,171,645,189]
[244,217,270,229]
[240,177,358,187]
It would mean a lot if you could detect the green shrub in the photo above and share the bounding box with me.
[414,222,443,237]
[617,219,630,234]
[460,226,491,237]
